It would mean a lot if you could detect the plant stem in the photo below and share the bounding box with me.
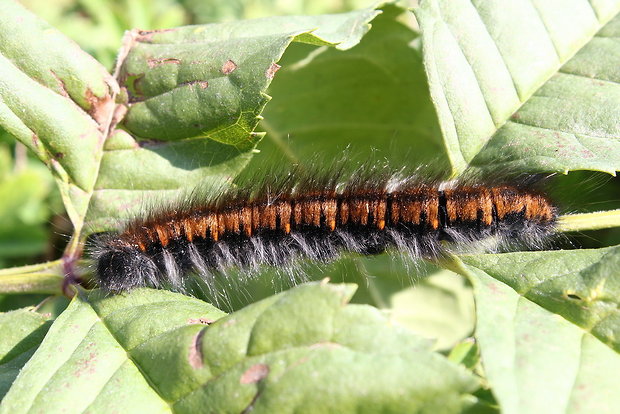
[0,273,64,294]
[556,209,620,232]
[0,259,62,276]
[0,259,64,294]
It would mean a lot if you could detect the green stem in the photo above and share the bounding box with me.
[0,259,62,277]
[0,273,64,295]
[556,209,620,232]
[0,259,64,295]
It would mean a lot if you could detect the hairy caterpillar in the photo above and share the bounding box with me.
[90,165,558,297]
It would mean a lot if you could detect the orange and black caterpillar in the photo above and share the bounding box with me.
[91,167,558,295]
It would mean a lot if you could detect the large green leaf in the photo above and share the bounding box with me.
[84,4,386,232]
[415,0,620,175]
[0,282,480,413]
[0,288,224,413]
[455,245,620,413]
[0,309,51,401]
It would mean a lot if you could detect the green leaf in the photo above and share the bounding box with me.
[84,4,386,233]
[332,254,475,352]
[462,246,620,352]
[0,288,224,413]
[0,282,479,413]
[254,4,446,171]
[447,338,480,371]
[229,255,475,349]
[387,269,475,351]
[456,245,620,413]
[0,0,114,235]
[0,309,51,401]
[415,1,620,175]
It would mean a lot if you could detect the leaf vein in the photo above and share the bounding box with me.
[557,69,620,87]
[460,0,619,172]
[435,4,495,128]
[470,0,521,100]
[18,317,99,414]
[506,119,615,141]
[565,332,586,411]
[525,0,562,61]
[77,357,128,414]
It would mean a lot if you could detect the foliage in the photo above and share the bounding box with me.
[1,0,620,412]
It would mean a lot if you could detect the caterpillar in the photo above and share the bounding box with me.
[90,166,558,296]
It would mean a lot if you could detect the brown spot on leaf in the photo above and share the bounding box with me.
[187,317,215,325]
[32,133,39,147]
[180,80,209,89]
[55,152,64,160]
[135,28,177,43]
[221,59,238,75]
[240,364,269,384]
[85,88,114,131]
[188,330,206,369]
[147,57,181,68]
[488,282,501,295]
[137,138,166,148]
[110,104,128,131]
[265,63,281,79]
[74,352,97,378]
[49,70,69,97]
[581,149,595,158]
